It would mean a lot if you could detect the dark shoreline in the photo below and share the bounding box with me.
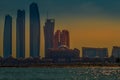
[0,63,120,68]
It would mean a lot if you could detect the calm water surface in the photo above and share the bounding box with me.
[0,67,120,80]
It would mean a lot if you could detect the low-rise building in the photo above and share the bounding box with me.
[46,45,80,61]
[112,46,120,58]
[82,47,108,58]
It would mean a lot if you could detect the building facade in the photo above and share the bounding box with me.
[47,45,80,61]
[53,30,61,48]
[60,30,70,48]
[112,46,120,58]
[44,19,55,58]
[16,10,25,58]
[30,3,40,58]
[53,30,70,48]
[82,47,108,58]
[3,15,12,58]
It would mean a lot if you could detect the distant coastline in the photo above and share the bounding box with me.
[0,63,120,68]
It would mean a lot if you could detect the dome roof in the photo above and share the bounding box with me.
[58,45,69,49]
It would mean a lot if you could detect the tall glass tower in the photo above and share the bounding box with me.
[3,15,12,58]
[44,19,55,58]
[30,3,40,58]
[16,10,25,58]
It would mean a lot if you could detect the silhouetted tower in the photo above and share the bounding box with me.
[30,3,40,58]
[3,15,12,58]
[44,19,55,57]
[60,30,70,48]
[16,10,25,58]
[53,30,70,48]
[53,30,61,48]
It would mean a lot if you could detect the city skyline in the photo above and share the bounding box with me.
[0,1,120,80]
[1,0,120,57]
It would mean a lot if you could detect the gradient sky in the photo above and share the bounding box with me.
[0,0,120,57]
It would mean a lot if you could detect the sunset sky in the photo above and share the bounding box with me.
[0,0,120,57]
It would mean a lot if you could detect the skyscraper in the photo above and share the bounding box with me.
[60,30,70,48]
[53,30,61,48]
[44,19,55,57]
[30,3,40,58]
[3,15,12,58]
[53,30,70,48]
[16,10,25,58]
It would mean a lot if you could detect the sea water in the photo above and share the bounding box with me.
[0,67,119,80]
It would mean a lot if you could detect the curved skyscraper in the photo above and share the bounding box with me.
[30,3,40,58]
[44,19,55,58]
[16,10,25,58]
[3,15,12,58]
